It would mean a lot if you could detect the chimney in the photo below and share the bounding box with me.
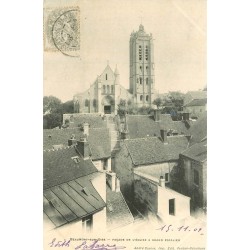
[154,109,161,122]
[183,112,190,121]
[160,129,168,144]
[159,176,165,187]
[76,135,91,160]
[83,122,90,136]
[68,134,77,146]
[107,172,117,191]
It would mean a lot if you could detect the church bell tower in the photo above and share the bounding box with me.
[129,24,155,107]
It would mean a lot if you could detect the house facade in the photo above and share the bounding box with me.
[179,139,207,212]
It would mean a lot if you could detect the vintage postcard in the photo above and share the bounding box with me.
[43,0,207,249]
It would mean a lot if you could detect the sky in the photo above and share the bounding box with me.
[44,0,206,102]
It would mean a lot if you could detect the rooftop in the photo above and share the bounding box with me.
[188,112,207,145]
[126,114,192,139]
[124,136,189,166]
[44,172,106,228]
[43,127,111,160]
[43,146,98,190]
[106,185,134,230]
[181,139,207,162]
[184,98,207,107]
[64,113,107,128]
[185,91,207,100]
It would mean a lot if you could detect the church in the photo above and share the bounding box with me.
[73,24,156,114]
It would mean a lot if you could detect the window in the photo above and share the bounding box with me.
[82,215,93,233]
[145,46,148,60]
[103,85,106,94]
[165,173,169,182]
[106,74,108,80]
[139,77,142,84]
[111,85,114,94]
[146,78,148,84]
[139,45,142,60]
[85,99,89,107]
[107,85,110,94]
[146,95,149,102]
[140,66,142,71]
[194,169,199,186]
[169,199,175,215]
[140,95,143,101]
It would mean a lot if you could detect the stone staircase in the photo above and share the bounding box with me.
[106,115,121,153]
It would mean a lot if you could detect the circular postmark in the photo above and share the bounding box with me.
[51,9,80,57]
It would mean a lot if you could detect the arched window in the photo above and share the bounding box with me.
[103,85,106,94]
[85,99,89,107]
[146,95,149,102]
[111,85,114,94]
[107,85,110,94]
[140,95,143,101]
[139,45,142,60]
[139,77,142,84]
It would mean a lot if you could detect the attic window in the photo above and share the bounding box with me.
[71,156,80,163]
[106,74,108,80]
[81,187,90,196]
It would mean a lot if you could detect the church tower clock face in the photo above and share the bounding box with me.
[129,25,155,107]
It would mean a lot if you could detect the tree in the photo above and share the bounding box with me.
[43,96,63,129]
[153,97,162,109]
[117,99,127,117]
[168,91,185,111]
[62,100,74,114]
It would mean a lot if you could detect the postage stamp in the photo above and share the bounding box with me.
[44,7,80,57]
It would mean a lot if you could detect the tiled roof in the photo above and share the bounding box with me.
[43,128,111,160]
[186,91,207,100]
[124,136,189,166]
[181,139,207,162]
[126,115,192,139]
[188,112,207,145]
[106,186,134,230]
[184,99,207,107]
[64,114,106,128]
[87,128,111,160]
[43,147,98,190]
[44,172,106,228]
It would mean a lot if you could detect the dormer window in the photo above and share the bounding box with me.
[71,156,80,163]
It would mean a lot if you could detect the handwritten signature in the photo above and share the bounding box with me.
[48,238,126,250]
[156,224,204,235]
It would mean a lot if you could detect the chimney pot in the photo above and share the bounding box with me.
[154,109,161,122]
[160,129,168,144]
[159,176,165,187]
